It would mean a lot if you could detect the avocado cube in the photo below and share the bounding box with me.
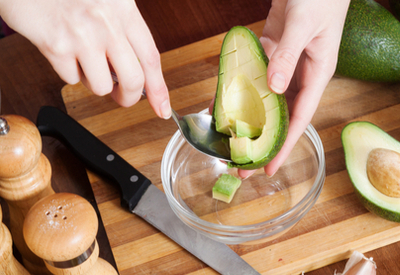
[235,119,262,138]
[229,136,252,164]
[212,174,242,203]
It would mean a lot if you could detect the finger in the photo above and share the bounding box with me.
[46,54,81,85]
[208,97,215,114]
[266,21,314,95]
[260,36,277,59]
[263,117,305,177]
[108,40,145,107]
[264,64,330,177]
[127,10,171,119]
[263,99,313,177]
[238,169,256,179]
[78,50,114,96]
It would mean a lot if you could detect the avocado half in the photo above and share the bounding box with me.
[342,121,400,222]
[212,26,289,170]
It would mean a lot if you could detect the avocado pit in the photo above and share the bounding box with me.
[367,148,400,198]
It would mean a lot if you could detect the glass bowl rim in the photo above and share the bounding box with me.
[161,119,326,234]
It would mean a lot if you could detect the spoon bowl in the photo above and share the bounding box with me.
[171,109,231,161]
[110,72,231,161]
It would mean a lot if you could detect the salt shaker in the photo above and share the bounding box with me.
[23,193,118,275]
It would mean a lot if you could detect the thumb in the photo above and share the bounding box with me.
[266,26,309,94]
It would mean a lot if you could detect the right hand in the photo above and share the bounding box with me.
[0,0,171,119]
[238,0,350,179]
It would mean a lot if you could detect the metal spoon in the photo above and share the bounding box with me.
[170,109,231,161]
[111,73,231,161]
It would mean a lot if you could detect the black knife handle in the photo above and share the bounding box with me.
[36,106,151,211]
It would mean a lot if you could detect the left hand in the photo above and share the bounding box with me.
[0,0,171,119]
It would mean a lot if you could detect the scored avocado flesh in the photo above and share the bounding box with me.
[235,119,262,138]
[213,26,288,169]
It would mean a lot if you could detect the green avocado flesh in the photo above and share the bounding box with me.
[212,26,289,170]
[235,120,262,138]
[336,0,400,82]
[230,135,252,164]
[212,174,242,203]
[342,121,400,222]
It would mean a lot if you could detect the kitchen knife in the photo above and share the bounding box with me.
[36,106,260,275]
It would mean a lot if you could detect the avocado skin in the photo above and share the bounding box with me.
[353,187,400,222]
[213,26,289,170]
[228,94,288,170]
[336,0,400,82]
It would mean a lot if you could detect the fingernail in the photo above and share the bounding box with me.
[266,169,276,178]
[242,174,251,180]
[239,170,256,180]
[270,73,286,94]
[160,99,171,119]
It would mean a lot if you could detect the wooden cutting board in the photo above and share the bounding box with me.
[61,20,400,275]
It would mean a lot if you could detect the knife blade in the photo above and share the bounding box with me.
[36,106,260,275]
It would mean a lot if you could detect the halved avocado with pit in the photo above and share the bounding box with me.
[342,121,400,222]
[212,26,289,170]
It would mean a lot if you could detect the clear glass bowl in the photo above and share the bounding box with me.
[161,117,325,244]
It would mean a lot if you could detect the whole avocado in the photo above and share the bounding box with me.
[336,0,400,82]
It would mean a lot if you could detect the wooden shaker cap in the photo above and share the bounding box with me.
[0,115,42,178]
[23,193,98,262]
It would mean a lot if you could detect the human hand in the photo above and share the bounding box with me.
[238,0,350,179]
[0,0,171,119]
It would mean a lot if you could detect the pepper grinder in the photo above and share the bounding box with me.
[23,193,118,275]
[0,203,31,274]
[0,115,55,274]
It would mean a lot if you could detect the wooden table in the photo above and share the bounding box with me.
[1,0,400,274]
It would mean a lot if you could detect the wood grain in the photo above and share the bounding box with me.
[61,20,400,274]
[1,0,399,273]
[23,193,119,275]
[0,114,55,275]
[0,204,30,275]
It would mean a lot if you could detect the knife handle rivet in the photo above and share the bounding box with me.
[106,154,115,161]
[0,117,10,135]
[130,175,139,182]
